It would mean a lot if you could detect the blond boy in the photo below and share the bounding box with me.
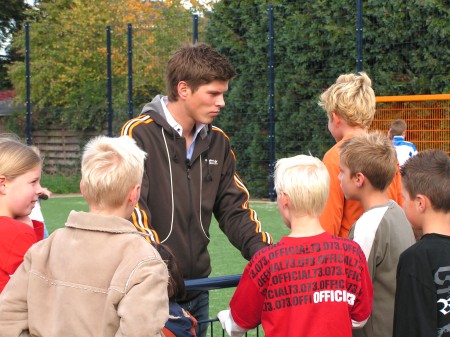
[393,150,450,337]
[218,155,373,337]
[339,132,415,337]
[0,136,169,337]
[318,72,403,237]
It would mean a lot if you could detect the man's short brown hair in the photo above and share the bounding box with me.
[165,43,236,101]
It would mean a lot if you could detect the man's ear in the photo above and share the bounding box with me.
[177,81,190,100]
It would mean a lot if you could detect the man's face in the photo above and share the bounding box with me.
[185,80,228,125]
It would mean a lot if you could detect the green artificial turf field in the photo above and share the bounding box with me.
[41,196,287,335]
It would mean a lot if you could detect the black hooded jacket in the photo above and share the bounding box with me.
[121,95,273,293]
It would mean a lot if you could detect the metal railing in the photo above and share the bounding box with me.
[185,275,261,337]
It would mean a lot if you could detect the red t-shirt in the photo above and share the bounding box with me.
[0,216,44,292]
[230,233,373,337]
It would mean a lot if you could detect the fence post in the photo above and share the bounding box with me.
[356,0,363,72]
[268,5,276,202]
[106,26,113,137]
[25,22,31,145]
[127,23,133,120]
[193,14,198,44]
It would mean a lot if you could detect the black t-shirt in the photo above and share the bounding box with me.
[393,233,450,337]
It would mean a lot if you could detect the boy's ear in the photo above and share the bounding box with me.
[0,176,7,195]
[129,184,141,205]
[415,194,429,213]
[354,172,365,188]
[331,112,341,125]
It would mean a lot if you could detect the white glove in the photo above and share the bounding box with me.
[217,309,248,337]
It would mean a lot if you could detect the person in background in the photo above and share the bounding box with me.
[318,72,403,238]
[121,43,273,336]
[387,119,418,167]
[0,135,169,336]
[29,145,52,238]
[393,150,450,337]
[339,132,415,337]
[0,135,44,293]
[218,154,373,337]
[156,243,197,337]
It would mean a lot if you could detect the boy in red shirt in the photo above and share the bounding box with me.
[218,155,373,337]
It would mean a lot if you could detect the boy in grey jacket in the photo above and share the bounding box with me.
[0,136,169,337]
[339,132,416,337]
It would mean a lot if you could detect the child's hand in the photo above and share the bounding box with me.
[217,309,248,337]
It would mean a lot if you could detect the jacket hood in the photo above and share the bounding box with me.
[140,95,173,131]
[141,94,165,116]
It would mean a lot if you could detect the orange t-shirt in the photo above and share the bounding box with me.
[319,134,403,238]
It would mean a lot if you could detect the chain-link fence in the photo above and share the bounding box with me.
[7,0,449,198]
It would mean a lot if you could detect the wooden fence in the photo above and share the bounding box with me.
[32,128,98,175]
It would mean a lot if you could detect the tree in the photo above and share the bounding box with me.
[205,0,449,198]
[8,0,200,131]
[0,0,29,45]
[0,0,30,90]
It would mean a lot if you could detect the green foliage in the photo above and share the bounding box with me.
[363,0,450,94]
[4,0,449,199]
[7,0,194,132]
[206,0,449,198]
[0,0,29,45]
[40,174,81,194]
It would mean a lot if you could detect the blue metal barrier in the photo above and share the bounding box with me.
[184,275,260,337]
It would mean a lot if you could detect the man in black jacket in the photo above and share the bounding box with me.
[121,43,273,337]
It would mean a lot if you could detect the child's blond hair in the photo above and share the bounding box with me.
[274,155,330,217]
[0,135,41,180]
[318,72,375,128]
[340,132,397,191]
[80,136,147,209]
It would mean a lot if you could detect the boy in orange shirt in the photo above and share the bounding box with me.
[318,72,403,237]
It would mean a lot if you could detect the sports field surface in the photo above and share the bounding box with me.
[41,196,287,335]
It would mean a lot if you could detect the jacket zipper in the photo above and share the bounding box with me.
[186,160,194,280]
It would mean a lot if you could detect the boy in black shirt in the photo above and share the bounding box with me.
[393,150,450,337]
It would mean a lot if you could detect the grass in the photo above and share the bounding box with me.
[41,196,286,336]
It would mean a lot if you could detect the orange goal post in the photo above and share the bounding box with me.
[372,94,450,155]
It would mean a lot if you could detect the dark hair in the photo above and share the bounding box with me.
[401,150,450,212]
[155,243,186,300]
[165,43,236,101]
